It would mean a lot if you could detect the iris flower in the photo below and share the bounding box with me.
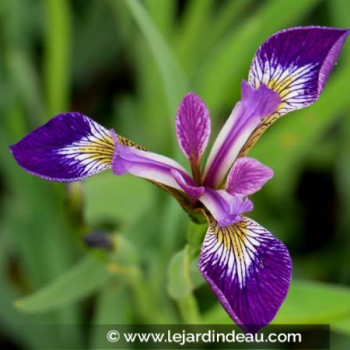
[10,27,349,332]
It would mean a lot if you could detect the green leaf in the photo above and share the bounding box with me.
[173,0,212,73]
[15,256,112,313]
[44,0,71,115]
[122,0,188,114]
[186,221,207,256]
[176,294,200,324]
[332,316,350,335]
[91,284,132,325]
[84,172,154,227]
[167,246,193,299]
[190,258,204,290]
[274,280,350,324]
[89,284,133,348]
[72,0,120,88]
[167,245,201,323]
[145,0,175,38]
[329,0,350,28]
[5,51,44,124]
[205,0,251,50]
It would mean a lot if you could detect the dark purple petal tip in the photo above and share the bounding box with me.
[249,26,350,114]
[10,113,114,182]
[199,216,292,333]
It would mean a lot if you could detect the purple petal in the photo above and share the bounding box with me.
[203,82,280,188]
[111,132,201,200]
[249,26,350,115]
[226,157,273,197]
[171,169,205,201]
[9,113,114,182]
[199,216,292,333]
[175,93,211,169]
[199,188,253,227]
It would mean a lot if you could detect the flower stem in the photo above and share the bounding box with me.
[177,294,201,324]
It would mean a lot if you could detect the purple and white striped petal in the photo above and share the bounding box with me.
[175,93,211,181]
[203,82,280,188]
[199,216,292,333]
[9,113,114,182]
[226,157,273,197]
[111,133,201,200]
[199,189,253,227]
[249,26,350,115]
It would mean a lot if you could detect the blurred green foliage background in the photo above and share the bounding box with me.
[1,0,350,349]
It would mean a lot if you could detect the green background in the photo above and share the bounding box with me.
[1,0,350,349]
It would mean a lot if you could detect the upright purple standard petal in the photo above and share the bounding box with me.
[199,189,253,227]
[10,113,115,181]
[111,132,203,201]
[175,93,211,182]
[203,82,280,188]
[226,157,273,197]
[249,26,350,115]
[199,216,292,333]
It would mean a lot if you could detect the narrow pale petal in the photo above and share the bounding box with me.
[199,189,253,227]
[249,26,350,115]
[112,133,202,200]
[175,93,211,162]
[226,157,273,197]
[175,93,211,181]
[9,113,115,181]
[203,82,280,188]
[199,216,292,333]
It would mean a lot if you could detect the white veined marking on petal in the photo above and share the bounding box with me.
[249,55,318,113]
[207,220,269,289]
[55,119,114,175]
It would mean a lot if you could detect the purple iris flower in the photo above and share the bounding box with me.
[10,27,349,332]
